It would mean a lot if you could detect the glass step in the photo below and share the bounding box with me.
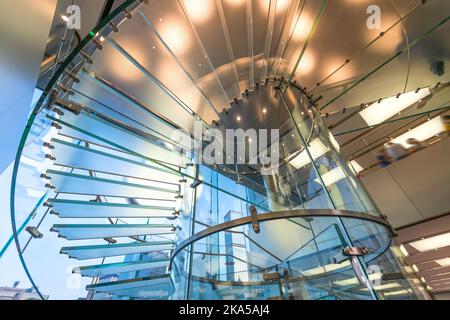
[74,72,194,151]
[47,199,177,218]
[51,138,182,186]
[60,240,175,260]
[112,289,170,300]
[109,284,171,300]
[51,224,176,240]
[86,274,171,294]
[46,169,178,200]
[47,110,189,167]
[77,258,170,277]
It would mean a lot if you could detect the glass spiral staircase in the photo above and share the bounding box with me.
[9,0,446,300]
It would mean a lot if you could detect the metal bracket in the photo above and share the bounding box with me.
[104,237,117,244]
[26,226,43,239]
[54,98,83,115]
[250,205,260,233]
[190,179,202,189]
[342,246,369,257]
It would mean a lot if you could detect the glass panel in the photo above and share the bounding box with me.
[48,110,189,167]
[78,258,170,278]
[48,199,176,218]
[185,215,395,300]
[84,18,218,129]
[51,138,182,186]
[46,170,178,200]
[104,281,172,300]
[310,1,447,112]
[138,1,231,112]
[51,224,175,240]
[72,72,193,151]
[219,0,251,91]
[267,0,302,78]
[86,274,170,293]
[61,241,175,260]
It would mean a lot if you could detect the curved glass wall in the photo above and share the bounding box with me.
[7,0,438,300]
[173,214,413,300]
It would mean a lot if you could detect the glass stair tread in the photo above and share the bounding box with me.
[47,199,177,218]
[111,290,170,300]
[51,224,176,240]
[47,110,189,167]
[50,137,182,186]
[46,169,178,200]
[77,258,170,277]
[74,72,194,151]
[86,274,171,292]
[109,285,172,300]
[60,240,175,260]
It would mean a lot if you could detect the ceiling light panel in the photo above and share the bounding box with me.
[359,88,430,126]
[289,139,329,169]
[409,232,450,252]
[315,166,346,187]
[390,116,445,148]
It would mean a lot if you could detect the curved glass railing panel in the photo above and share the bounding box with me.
[171,211,407,300]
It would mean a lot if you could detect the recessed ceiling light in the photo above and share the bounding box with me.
[236,116,241,121]
[262,108,267,113]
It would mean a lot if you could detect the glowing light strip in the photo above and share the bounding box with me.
[360,88,430,126]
